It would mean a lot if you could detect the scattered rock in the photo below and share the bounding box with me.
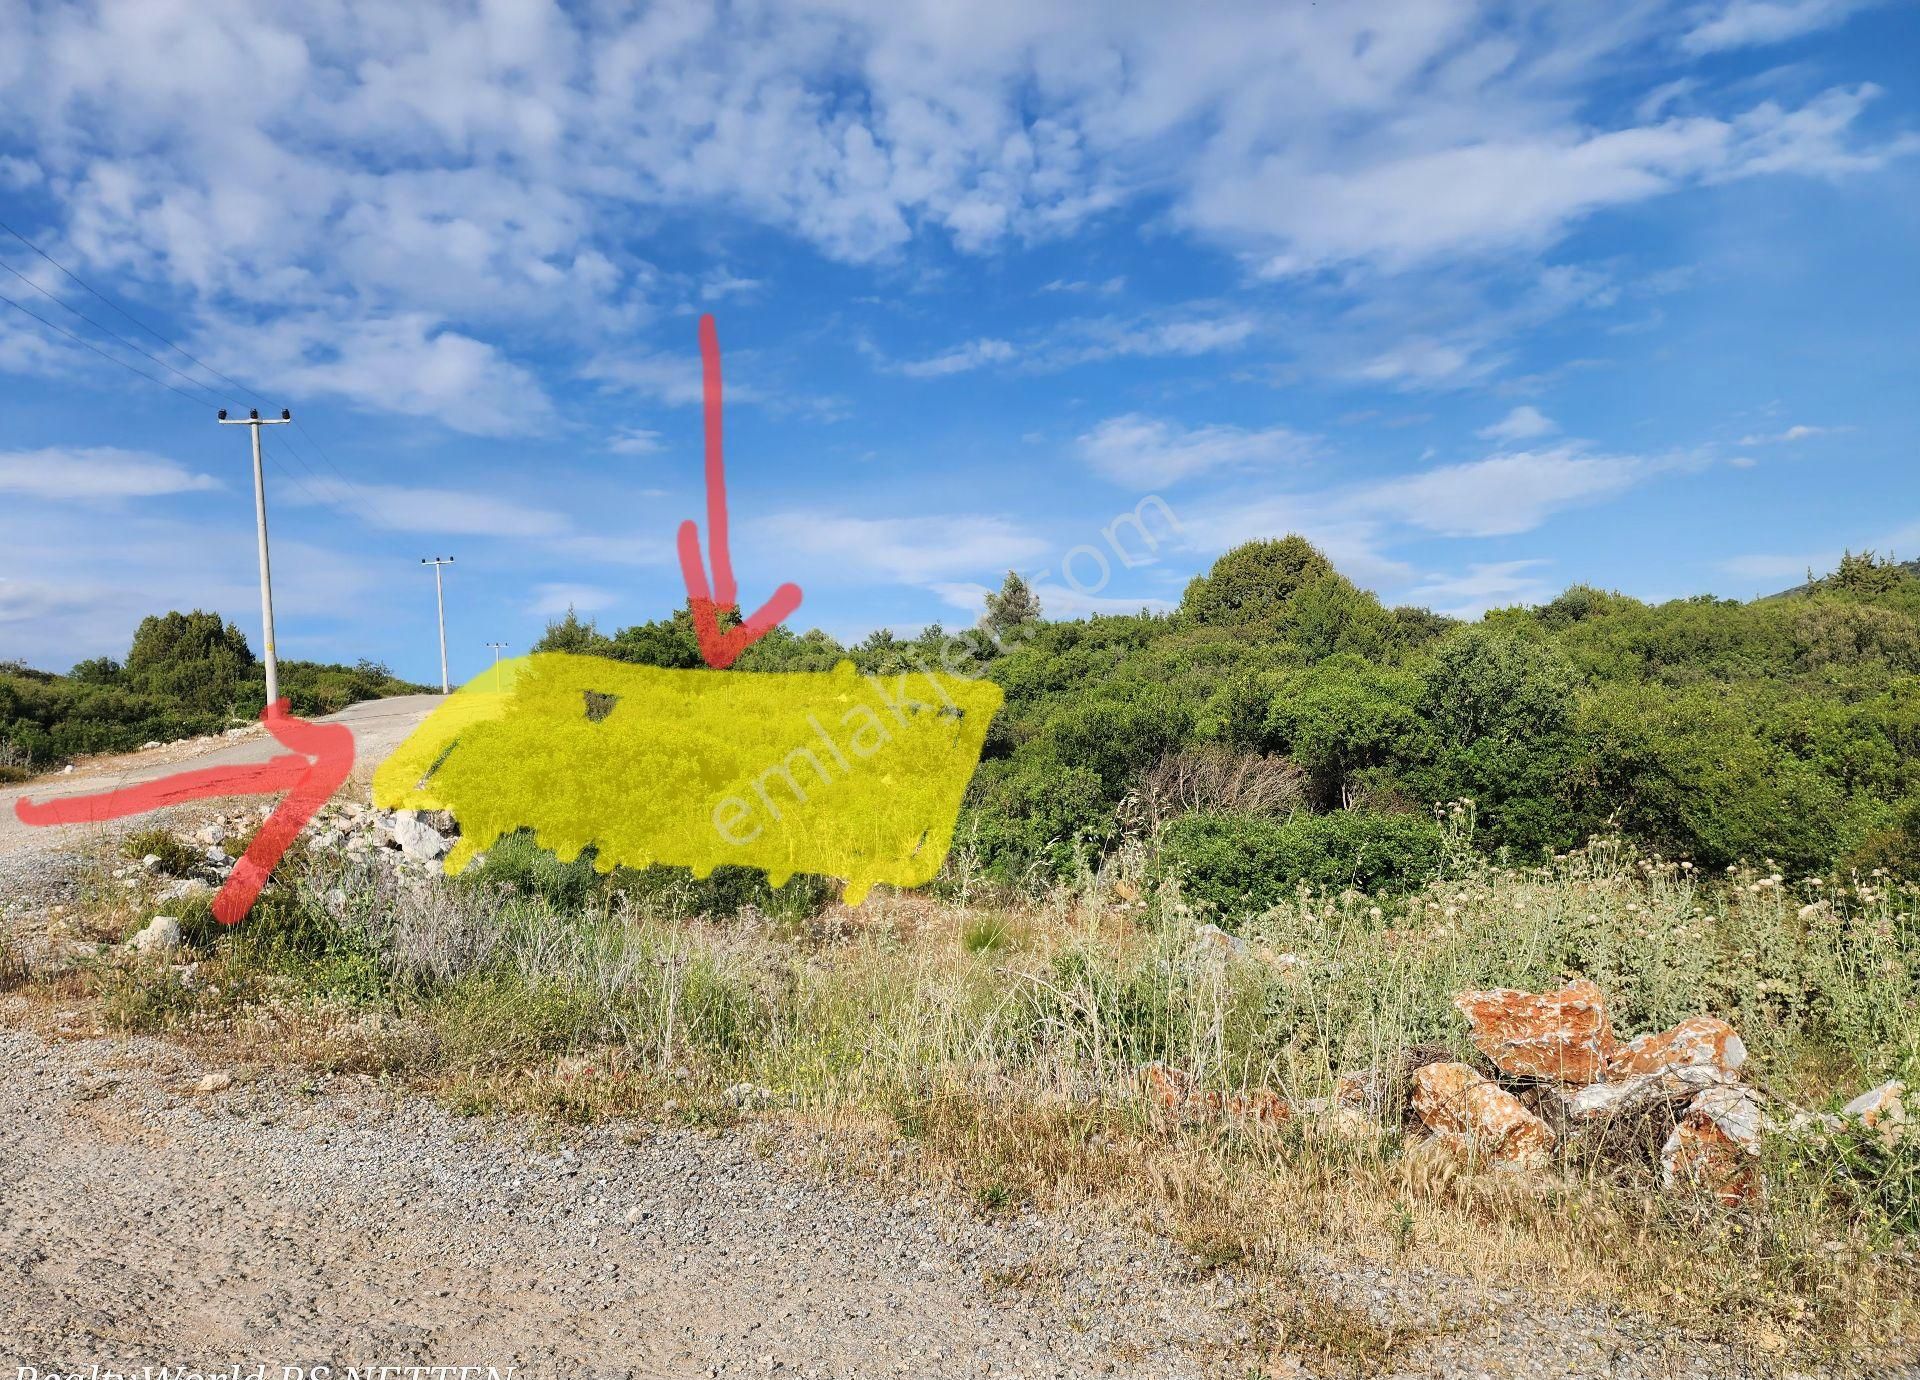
[724,1082,774,1112]
[158,878,212,903]
[1562,1063,1731,1121]
[1840,1080,1908,1147]
[1661,1085,1763,1205]
[1192,923,1250,959]
[1610,1016,1746,1079]
[1411,1062,1556,1169]
[139,853,163,870]
[195,1071,232,1094]
[127,915,182,958]
[1141,1063,1288,1128]
[390,813,452,862]
[1452,979,1613,1084]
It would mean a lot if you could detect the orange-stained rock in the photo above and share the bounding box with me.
[1141,1062,1289,1127]
[1840,1080,1908,1147]
[1661,1085,1763,1205]
[1143,1061,1192,1114]
[1452,979,1614,1084]
[1611,1016,1747,1079]
[1411,1061,1556,1168]
[1213,1086,1292,1126]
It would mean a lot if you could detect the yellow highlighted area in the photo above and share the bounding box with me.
[372,653,1002,903]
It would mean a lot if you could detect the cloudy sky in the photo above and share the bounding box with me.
[1,0,1916,681]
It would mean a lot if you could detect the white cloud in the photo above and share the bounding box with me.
[1076,414,1315,487]
[896,338,1017,378]
[217,312,551,437]
[0,1,1909,439]
[1353,447,1665,538]
[607,427,666,455]
[1039,276,1126,295]
[700,269,764,301]
[290,478,571,539]
[0,446,220,501]
[1477,405,1557,443]
[1404,560,1556,618]
[1736,423,1832,443]
[757,512,1047,585]
[1682,0,1877,54]
[528,582,618,617]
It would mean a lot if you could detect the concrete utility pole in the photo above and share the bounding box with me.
[421,557,455,693]
[485,641,508,692]
[217,407,293,710]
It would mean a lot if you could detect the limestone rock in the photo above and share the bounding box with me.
[390,812,451,862]
[1192,923,1250,959]
[1411,1061,1556,1168]
[195,1071,232,1094]
[1840,1080,1908,1147]
[1661,1085,1763,1205]
[1611,1015,1746,1079]
[1563,1062,1732,1121]
[128,915,181,958]
[1452,979,1613,1084]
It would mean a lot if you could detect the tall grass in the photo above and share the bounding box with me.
[64,825,1920,1365]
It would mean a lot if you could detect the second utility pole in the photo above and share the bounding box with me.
[217,407,293,710]
[422,556,454,693]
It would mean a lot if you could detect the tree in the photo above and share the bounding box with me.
[124,610,256,715]
[983,571,1042,641]
[1829,549,1911,598]
[1180,536,1333,628]
[1419,625,1577,750]
[532,606,615,658]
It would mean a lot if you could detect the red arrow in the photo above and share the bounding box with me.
[677,314,802,669]
[14,700,353,926]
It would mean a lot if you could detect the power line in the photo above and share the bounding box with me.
[0,287,216,410]
[0,215,261,406]
[0,256,234,409]
[0,216,375,504]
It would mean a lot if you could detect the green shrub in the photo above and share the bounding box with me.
[122,828,201,878]
[465,831,834,921]
[1159,809,1445,919]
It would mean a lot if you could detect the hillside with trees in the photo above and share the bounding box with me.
[534,541,1920,903]
[0,610,428,776]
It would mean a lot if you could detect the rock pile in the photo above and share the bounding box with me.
[1142,961,1909,1208]
[112,800,464,942]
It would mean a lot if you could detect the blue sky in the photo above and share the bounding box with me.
[1,0,1916,685]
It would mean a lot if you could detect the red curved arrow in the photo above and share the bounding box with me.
[677,314,802,669]
[14,701,353,925]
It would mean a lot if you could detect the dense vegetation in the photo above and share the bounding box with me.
[0,610,428,774]
[533,543,1920,909]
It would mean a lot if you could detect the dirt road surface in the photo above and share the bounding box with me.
[0,1026,1241,1379]
[0,695,442,862]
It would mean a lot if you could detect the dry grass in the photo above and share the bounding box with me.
[8,826,1918,1373]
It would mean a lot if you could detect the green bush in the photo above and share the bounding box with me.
[464,831,835,921]
[1159,809,1445,920]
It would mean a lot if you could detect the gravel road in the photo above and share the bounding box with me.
[0,694,443,862]
[2,1020,1891,1379]
[0,1025,1241,1379]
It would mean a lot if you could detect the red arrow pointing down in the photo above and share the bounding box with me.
[13,701,353,926]
[677,314,802,669]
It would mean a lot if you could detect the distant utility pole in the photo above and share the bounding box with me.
[421,556,455,693]
[485,641,508,692]
[217,407,293,710]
